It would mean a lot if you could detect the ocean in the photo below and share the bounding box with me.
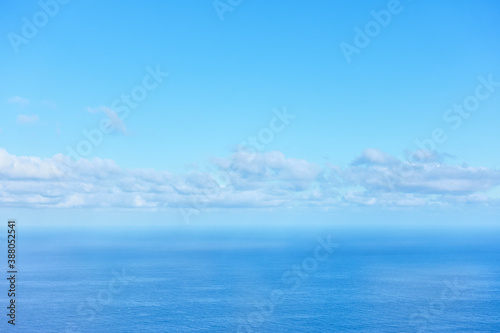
[7,226,500,332]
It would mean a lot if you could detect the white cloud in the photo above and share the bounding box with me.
[17,114,39,124]
[213,150,322,191]
[351,148,398,166]
[0,148,62,179]
[0,147,498,209]
[342,158,500,195]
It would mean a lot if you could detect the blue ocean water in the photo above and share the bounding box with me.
[5,226,500,332]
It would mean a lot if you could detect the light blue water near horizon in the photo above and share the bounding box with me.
[3,225,500,332]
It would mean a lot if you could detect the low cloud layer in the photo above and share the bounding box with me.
[0,147,498,209]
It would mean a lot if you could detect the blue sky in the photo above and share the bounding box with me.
[1,0,500,225]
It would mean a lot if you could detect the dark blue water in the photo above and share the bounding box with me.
[4,226,500,332]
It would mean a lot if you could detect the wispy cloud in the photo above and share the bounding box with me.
[7,96,29,106]
[87,106,127,134]
[42,100,57,109]
[17,114,39,124]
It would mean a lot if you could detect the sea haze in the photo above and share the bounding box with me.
[11,225,500,332]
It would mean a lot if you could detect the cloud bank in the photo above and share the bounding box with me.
[0,147,498,209]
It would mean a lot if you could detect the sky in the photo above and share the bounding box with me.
[1,0,500,226]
